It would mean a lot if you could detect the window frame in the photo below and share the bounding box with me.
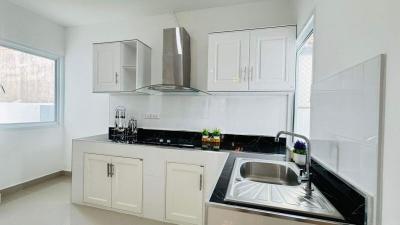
[0,39,63,129]
[292,15,315,143]
[296,15,315,50]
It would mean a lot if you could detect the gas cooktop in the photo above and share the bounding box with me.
[109,128,202,148]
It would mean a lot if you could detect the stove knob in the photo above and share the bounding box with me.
[166,139,171,144]
[159,139,164,143]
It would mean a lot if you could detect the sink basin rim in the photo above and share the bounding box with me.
[239,160,300,186]
[224,157,344,221]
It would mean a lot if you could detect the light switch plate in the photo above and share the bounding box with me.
[144,113,160,119]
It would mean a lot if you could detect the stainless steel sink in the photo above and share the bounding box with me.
[239,161,299,186]
[225,158,344,220]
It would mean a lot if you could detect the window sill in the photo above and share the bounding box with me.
[0,121,60,130]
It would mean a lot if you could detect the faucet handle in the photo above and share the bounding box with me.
[299,169,312,177]
[298,169,305,184]
[298,169,310,183]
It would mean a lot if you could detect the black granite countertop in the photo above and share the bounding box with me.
[76,132,287,154]
[75,134,225,153]
[209,153,366,225]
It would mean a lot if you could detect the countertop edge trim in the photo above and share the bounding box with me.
[205,202,353,225]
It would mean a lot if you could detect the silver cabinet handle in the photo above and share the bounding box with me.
[239,66,248,82]
[0,84,5,94]
[115,72,118,84]
[107,163,111,177]
[249,66,254,81]
[111,164,115,177]
[199,174,203,191]
[242,66,248,82]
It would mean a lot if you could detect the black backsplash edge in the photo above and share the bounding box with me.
[310,160,366,225]
[109,127,287,154]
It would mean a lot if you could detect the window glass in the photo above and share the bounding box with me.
[294,33,314,137]
[0,45,56,124]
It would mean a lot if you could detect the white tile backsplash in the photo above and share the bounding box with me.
[310,55,384,216]
[109,92,293,136]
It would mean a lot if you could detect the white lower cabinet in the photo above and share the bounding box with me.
[111,156,143,213]
[166,163,204,225]
[84,154,112,207]
[73,141,229,224]
[83,153,143,214]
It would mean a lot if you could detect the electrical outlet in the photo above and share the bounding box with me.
[144,113,160,119]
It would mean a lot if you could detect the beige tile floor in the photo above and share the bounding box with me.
[0,176,167,225]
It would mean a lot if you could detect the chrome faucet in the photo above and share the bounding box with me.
[275,131,313,196]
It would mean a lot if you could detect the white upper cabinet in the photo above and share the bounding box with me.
[207,26,295,92]
[166,163,204,225]
[93,42,121,92]
[249,27,296,91]
[93,40,151,93]
[208,31,250,91]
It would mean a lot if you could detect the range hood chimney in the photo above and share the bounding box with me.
[162,27,191,89]
[136,27,207,95]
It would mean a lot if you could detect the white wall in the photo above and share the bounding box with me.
[311,56,383,225]
[64,0,296,171]
[0,0,65,189]
[0,0,64,56]
[109,93,293,136]
[294,1,400,225]
[293,0,315,35]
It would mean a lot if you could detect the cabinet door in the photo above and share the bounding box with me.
[166,163,204,225]
[208,31,250,91]
[111,157,143,213]
[249,27,296,91]
[93,42,121,92]
[83,154,112,207]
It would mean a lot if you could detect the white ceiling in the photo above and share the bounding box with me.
[6,0,268,27]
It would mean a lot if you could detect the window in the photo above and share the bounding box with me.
[0,42,60,126]
[294,16,314,138]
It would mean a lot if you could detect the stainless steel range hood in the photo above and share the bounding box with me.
[135,27,208,95]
